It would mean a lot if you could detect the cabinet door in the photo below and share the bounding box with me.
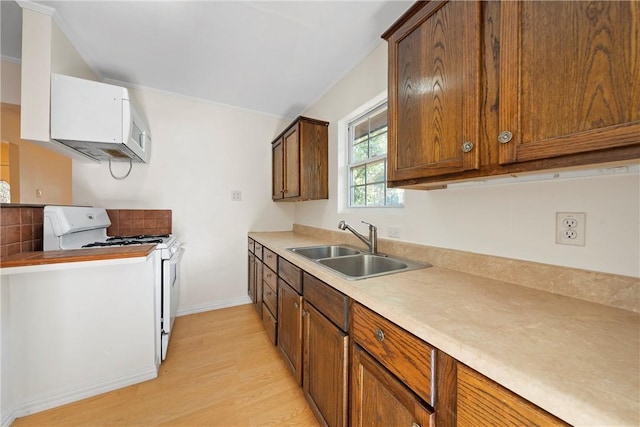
[272,137,284,200]
[254,257,263,317]
[278,280,303,385]
[351,344,433,427]
[303,302,348,427]
[283,125,300,199]
[386,0,481,182]
[248,252,256,303]
[498,1,640,164]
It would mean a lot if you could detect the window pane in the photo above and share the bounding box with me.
[369,130,387,157]
[369,108,387,135]
[351,185,365,207]
[353,118,370,142]
[351,165,366,186]
[366,160,385,184]
[366,183,385,206]
[347,101,403,208]
[352,141,369,163]
[386,188,404,206]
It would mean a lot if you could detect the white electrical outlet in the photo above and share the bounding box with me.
[387,226,401,239]
[231,191,242,201]
[556,212,586,246]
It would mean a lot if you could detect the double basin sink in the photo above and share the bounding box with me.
[288,245,431,280]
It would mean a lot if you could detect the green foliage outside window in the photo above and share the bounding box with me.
[348,104,403,208]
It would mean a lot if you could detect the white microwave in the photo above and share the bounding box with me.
[50,73,151,163]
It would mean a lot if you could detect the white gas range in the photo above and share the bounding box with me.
[43,205,184,361]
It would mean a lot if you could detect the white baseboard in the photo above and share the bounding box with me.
[6,366,158,423]
[1,410,16,427]
[177,295,252,316]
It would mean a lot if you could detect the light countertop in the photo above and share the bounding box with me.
[250,230,640,427]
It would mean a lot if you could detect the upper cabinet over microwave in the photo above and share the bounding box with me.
[272,116,329,202]
[383,0,640,189]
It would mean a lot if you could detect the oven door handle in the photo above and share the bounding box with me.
[170,247,185,264]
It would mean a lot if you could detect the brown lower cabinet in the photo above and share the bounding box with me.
[456,363,568,426]
[351,343,434,427]
[278,280,303,385]
[262,264,278,346]
[302,272,349,427]
[247,238,263,317]
[248,240,570,426]
[248,251,255,303]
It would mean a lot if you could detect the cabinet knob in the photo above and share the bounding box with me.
[302,310,308,317]
[461,141,474,153]
[265,290,272,296]
[266,272,272,278]
[498,130,513,144]
[374,328,385,343]
[294,301,299,309]
[412,423,421,427]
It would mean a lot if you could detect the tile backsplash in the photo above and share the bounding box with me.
[0,206,172,257]
[106,209,172,237]
[0,206,44,257]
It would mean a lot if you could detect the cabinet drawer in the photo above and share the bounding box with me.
[263,265,277,291]
[248,238,254,253]
[263,247,278,272]
[457,364,568,426]
[263,277,278,318]
[279,257,302,293]
[352,302,435,406]
[262,303,277,346]
[254,242,263,260]
[303,272,348,332]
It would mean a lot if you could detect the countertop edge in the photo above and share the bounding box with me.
[0,245,156,272]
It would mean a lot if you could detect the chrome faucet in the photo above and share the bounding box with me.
[338,220,377,254]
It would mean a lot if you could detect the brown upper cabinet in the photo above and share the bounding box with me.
[271,116,329,201]
[383,0,640,189]
[384,1,482,182]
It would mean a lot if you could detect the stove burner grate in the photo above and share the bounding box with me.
[82,238,164,248]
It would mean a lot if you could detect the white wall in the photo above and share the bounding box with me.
[0,61,21,105]
[19,8,51,142]
[73,89,295,313]
[298,42,640,278]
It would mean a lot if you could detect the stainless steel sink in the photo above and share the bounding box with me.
[288,245,431,280]
[318,254,409,277]
[289,245,362,260]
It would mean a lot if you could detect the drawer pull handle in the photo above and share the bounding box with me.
[265,290,272,296]
[374,328,385,343]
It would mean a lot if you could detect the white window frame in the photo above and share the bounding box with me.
[346,101,403,208]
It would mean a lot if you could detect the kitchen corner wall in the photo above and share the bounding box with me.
[299,43,640,279]
[72,89,295,314]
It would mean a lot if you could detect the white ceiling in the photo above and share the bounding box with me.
[1,0,413,118]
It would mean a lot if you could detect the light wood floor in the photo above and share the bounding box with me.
[13,304,320,426]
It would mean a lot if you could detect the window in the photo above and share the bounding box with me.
[348,103,403,207]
